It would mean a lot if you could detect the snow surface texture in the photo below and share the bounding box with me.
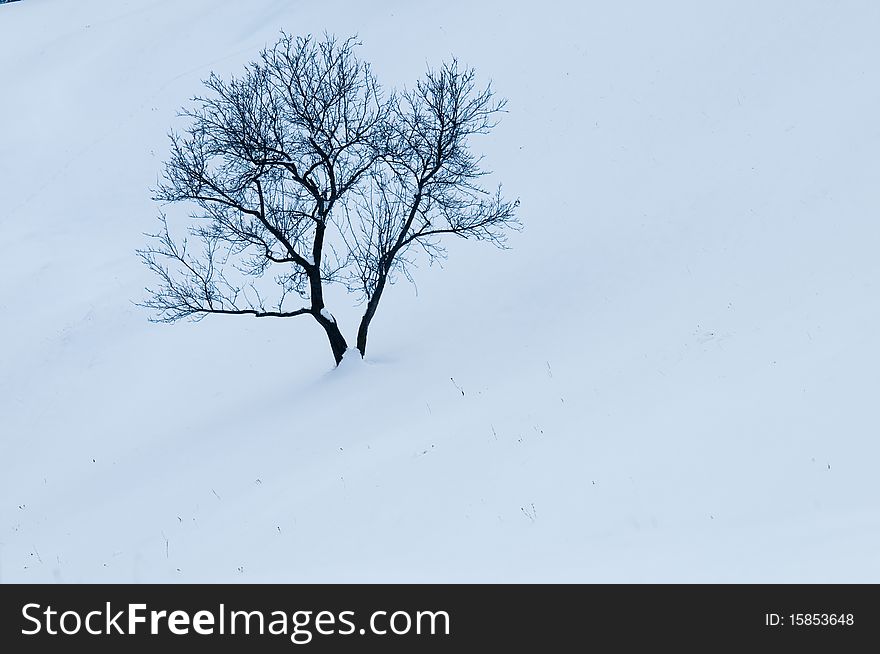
[2,0,880,582]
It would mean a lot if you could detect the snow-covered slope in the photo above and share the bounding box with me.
[2,0,880,582]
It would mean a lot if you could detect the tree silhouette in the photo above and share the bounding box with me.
[139,34,518,365]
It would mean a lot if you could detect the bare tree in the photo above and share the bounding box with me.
[140,34,518,366]
[345,61,519,354]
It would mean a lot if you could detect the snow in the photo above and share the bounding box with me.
[320,308,335,323]
[2,0,880,582]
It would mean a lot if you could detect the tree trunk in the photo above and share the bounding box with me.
[356,272,387,357]
[307,254,347,366]
[317,312,348,365]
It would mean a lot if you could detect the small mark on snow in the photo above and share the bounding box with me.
[450,378,465,396]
